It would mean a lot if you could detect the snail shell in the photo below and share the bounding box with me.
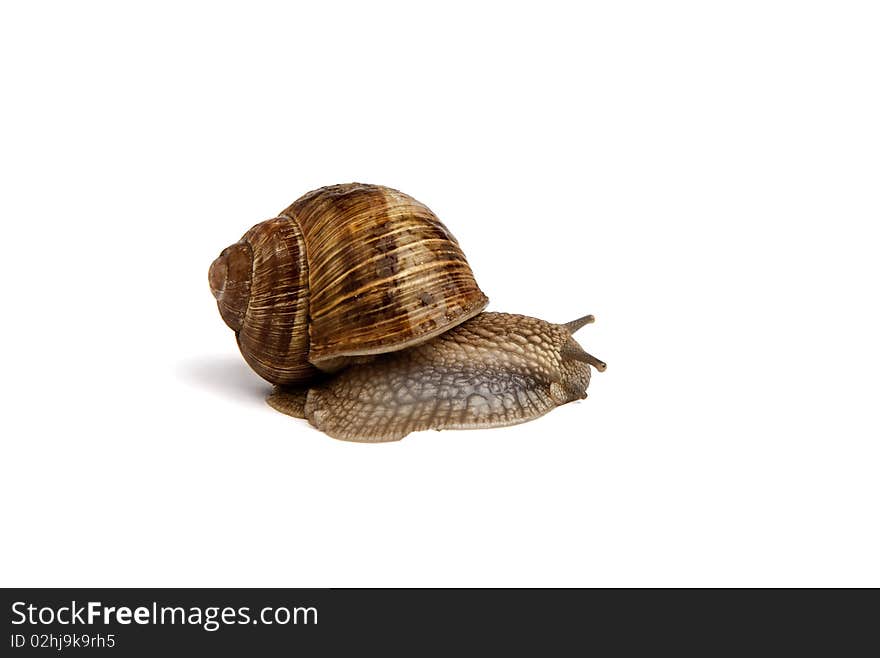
[209,183,489,384]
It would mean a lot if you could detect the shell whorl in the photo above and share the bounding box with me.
[281,183,489,367]
[208,241,252,332]
[209,216,316,385]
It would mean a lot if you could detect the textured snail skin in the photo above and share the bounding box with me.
[267,312,606,442]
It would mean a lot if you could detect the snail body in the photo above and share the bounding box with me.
[267,312,605,442]
[209,183,605,442]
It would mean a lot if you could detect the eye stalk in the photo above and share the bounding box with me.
[560,314,606,371]
[563,313,595,335]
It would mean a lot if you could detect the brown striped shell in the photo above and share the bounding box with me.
[209,183,489,385]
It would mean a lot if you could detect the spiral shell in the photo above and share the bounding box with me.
[209,183,489,385]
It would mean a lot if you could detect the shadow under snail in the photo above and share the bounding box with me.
[209,183,605,442]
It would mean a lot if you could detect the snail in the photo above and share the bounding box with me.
[209,183,605,442]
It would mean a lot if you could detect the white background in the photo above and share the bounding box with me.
[2,1,878,587]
